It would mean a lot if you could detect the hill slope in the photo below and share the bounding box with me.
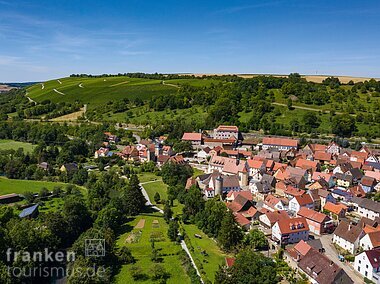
[27,76,178,109]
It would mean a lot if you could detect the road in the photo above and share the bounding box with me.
[271,102,346,116]
[319,235,363,283]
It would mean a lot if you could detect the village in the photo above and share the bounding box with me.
[92,124,380,284]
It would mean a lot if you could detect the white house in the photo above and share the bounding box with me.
[247,159,265,180]
[213,125,239,139]
[263,194,288,212]
[288,194,314,214]
[262,137,298,151]
[332,221,364,254]
[359,231,380,251]
[272,217,309,245]
[354,249,380,283]
[352,197,380,221]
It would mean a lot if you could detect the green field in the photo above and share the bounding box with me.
[0,139,36,153]
[27,77,178,109]
[182,224,228,283]
[0,177,70,195]
[115,212,191,284]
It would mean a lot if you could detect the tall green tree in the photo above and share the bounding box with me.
[217,211,243,252]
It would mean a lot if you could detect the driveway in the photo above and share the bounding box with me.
[318,234,363,283]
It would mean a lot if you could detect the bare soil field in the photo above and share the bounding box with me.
[181,73,379,83]
[50,108,85,121]
[134,218,146,229]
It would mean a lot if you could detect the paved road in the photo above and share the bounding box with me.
[181,240,204,283]
[319,235,363,283]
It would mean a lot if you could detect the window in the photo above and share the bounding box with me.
[359,260,361,264]
[366,265,368,269]
[365,271,368,277]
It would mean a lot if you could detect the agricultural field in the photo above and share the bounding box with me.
[0,139,37,153]
[27,77,178,109]
[115,212,191,284]
[0,177,70,195]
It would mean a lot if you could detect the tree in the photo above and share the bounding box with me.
[95,206,123,231]
[39,187,50,198]
[287,98,293,110]
[243,229,268,250]
[154,192,161,204]
[161,162,193,186]
[182,186,204,223]
[118,247,135,264]
[122,174,146,215]
[23,191,35,204]
[217,211,243,252]
[163,201,173,223]
[168,219,179,242]
[332,114,357,137]
[215,250,278,284]
[150,264,170,282]
[302,112,321,131]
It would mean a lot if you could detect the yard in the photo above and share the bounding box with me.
[0,139,36,153]
[115,212,191,284]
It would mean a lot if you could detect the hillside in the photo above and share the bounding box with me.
[26,76,179,109]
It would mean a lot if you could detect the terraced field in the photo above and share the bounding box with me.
[27,77,178,109]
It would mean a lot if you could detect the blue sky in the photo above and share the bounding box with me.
[0,0,379,81]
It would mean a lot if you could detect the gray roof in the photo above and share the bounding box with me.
[352,197,380,213]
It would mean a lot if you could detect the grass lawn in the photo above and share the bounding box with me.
[137,172,162,183]
[0,177,71,195]
[142,180,168,202]
[115,212,191,284]
[192,168,205,178]
[0,139,36,153]
[182,223,228,283]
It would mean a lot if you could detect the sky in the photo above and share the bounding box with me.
[0,0,380,82]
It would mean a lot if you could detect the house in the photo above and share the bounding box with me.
[38,162,50,171]
[359,231,380,251]
[181,132,203,148]
[283,186,305,199]
[331,188,353,203]
[117,145,139,161]
[286,239,312,262]
[316,188,336,209]
[348,185,366,198]
[104,132,119,143]
[272,217,309,245]
[60,163,78,173]
[295,158,320,173]
[263,194,288,211]
[208,156,249,186]
[352,196,380,220]
[354,249,380,283]
[323,202,347,219]
[200,173,240,197]
[361,176,377,193]
[259,209,290,228]
[233,212,251,230]
[203,138,236,149]
[262,137,298,151]
[314,151,332,164]
[227,193,254,214]
[213,125,239,140]
[168,155,186,165]
[326,141,341,155]
[249,174,275,200]
[247,159,266,180]
[288,194,314,214]
[332,221,364,254]
[297,207,334,235]
[333,162,353,175]
[334,172,353,188]
[299,248,353,284]
[19,204,39,219]
[195,147,210,160]
[0,193,22,204]
[94,147,113,158]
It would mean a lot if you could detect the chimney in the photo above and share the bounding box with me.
[348,224,352,231]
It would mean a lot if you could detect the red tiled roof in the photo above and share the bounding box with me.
[297,207,329,223]
[225,257,235,268]
[284,186,305,197]
[204,137,236,143]
[216,125,239,132]
[367,231,380,248]
[263,137,298,147]
[365,171,380,181]
[324,202,347,215]
[247,159,265,169]
[314,151,332,161]
[234,212,251,227]
[276,217,309,234]
[296,159,318,170]
[365,249,380,269]
[293,194,313,206]
[182,132,202,141]
[312,172,332,181]
[293,240,312,256]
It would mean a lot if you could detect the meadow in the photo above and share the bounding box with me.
[115,212,191,284]
[0,177,69,195]
[0,139,37,153]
